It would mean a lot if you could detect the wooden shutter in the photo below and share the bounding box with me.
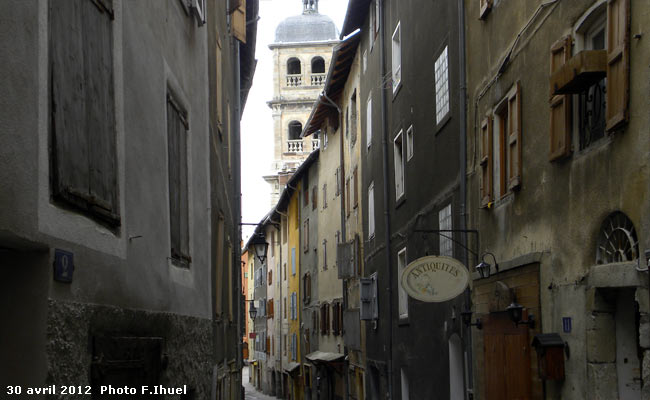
[51,0,118,225]
[507,82,522,190]
[480,116,493,207]
[549,36,572,161]
[312,186,318,210]
[605,0,630,131]
[346,178,351,217]
[231,0,247,43]
[353,167,358,207]
[479,0,492,20]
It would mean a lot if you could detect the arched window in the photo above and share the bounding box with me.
[311,57,325,73]
[288,121,303,140]
[287,58,301,75]
[596,211,638,264]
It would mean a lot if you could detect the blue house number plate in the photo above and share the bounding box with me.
[54,249,74,283]
[562,317,572,333]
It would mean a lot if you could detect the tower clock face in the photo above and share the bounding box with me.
[596,212,639,264]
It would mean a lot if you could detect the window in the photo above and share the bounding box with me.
[287,58,301,75]
[291,247,296,275]
[439,204,452,257]
[366,95,373,148]
[323,129,329,149]
[322,184,328,209]
[397,248,408,319]
[312,310,318,332]
[304,184,310,206]
[406,125,414,161]
[391,22,402,92]
[322,239,328,270]
[292,333,297,361]
[291,292,297,320]
[50,0,119,227]
[284,297,287,320]
[368,182,375,238]
[284,263,287,281]
[311,56,325,73]
[434,46,450,125]
[303,219,309,252]
[268,269,272,285]
[167,94,191,267]
[312,186,318,210]
[288,121,303,140]
[284,334,287,355]
[393,130,405,199]
[351,90,358,145]
[579,15,607,149]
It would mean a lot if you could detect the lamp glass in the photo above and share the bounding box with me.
[249,304,257,320]
[476,261,491,279]
[506,302,523,323]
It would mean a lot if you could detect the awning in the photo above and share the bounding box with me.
[284,362,301,373]
[305,351,345,363]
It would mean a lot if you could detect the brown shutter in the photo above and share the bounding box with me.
[507,82,522,190]
[51,0,118,224]
[231,0,247,43]
[312,186,317,210]
[480,116,493,207]
[606,0,630,132]
[353,167,358,207]
[479,0,492,20]
[549,36,572,161]
[346,178,351,217]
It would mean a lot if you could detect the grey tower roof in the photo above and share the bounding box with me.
[274,12,338,43]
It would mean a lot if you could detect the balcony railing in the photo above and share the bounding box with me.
[311,139,320,150]
[311,73,326,86]
[286,74,302,87]
[287,140,304,153]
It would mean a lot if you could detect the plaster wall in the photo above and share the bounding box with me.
[464,0,650,398]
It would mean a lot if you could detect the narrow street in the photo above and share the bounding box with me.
[242,366,276,400]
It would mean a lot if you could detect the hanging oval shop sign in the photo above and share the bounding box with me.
[400,256,469,302]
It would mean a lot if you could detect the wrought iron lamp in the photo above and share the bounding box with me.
[247,300,257,320]
[506,301,535,328]
[475,252,499,279]
[250,233,269,264]
[460,309,483,330]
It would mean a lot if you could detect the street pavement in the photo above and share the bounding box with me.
[242,366,277,400]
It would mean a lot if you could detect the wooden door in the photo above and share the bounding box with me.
[484,312,532,400]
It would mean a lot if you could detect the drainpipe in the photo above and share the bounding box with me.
[378,0,393,398]
[457,1,474,399]
[321,91,350,400]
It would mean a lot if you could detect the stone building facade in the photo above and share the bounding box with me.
[0,1,258,398]
[464,0,649,398]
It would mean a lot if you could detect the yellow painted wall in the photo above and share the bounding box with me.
[287,182,303,399]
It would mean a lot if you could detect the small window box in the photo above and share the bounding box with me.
[550,50,606,95]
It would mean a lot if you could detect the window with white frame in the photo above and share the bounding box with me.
[393,130,405,199]
[406,125,414,161]
[439,204,452,256]
[434,46,450,124]
[366,94,372,148]
[391,22,402,92]
[368,182,375,238]
[397,247,408,319]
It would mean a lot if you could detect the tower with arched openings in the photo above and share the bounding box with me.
[264,0,339,206]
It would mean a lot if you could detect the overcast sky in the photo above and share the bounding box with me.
[240,0,349,243]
